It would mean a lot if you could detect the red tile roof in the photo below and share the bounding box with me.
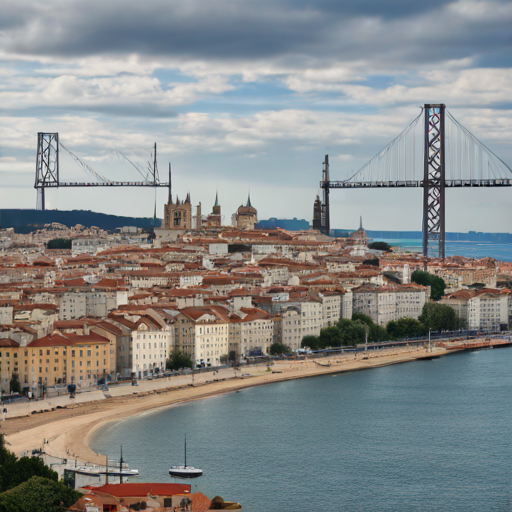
[0,338,20,348]
[83,483,190,498]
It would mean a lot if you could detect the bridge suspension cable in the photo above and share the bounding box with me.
[340,108,424,185]
[445,110,512,182]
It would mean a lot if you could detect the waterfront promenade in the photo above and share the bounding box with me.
[2,344,452,465]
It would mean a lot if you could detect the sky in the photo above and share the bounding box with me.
[0,0,511,232]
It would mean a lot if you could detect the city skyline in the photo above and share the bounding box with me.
[0,0,511,232]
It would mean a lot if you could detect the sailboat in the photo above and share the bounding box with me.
[169,435,203,479]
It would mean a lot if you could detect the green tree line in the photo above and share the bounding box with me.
[301,303,464,350]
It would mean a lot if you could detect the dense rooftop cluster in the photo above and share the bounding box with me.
[0,224,510,394]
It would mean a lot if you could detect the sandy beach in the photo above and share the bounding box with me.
[2,345,452,465]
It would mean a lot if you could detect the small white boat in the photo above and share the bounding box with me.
[168,465,203,479]
[100,468,139,476]
[169,435,202,479]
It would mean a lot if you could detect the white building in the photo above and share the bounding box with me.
[59,289,122,320]
[442,289,510,331]
[352,284,426,326]
[72,238,105,256]
[175,306,230,366]
[131,320,171,378]
[319,292,341,327]
[228,308,273,360]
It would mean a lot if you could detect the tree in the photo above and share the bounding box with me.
[0,435,58,494]
[351,313,388,342]
[411,270,446,301]
[369,324,389,342]
[9,373,20,394]
[318,326,342,349]
[338,319,367,346]
[269,342,291,355]
[46,238,72,250]
[419,302,462,332]
[351,313,373,326]
[387,318,426,339]
[301,335,319,350]
[368,241,391,252]
[362,258,379,267]
[166,350,193,371]
[0,476,82,512]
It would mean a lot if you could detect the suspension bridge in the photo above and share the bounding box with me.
[34,133,169,211]
[318,104,512,260]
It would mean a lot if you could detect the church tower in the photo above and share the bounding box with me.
[163,163,192,230]
[206,191,222,228]
[312,195,322,230]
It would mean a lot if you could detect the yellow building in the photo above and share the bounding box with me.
[22,332,112,389]
[0,339,21,394]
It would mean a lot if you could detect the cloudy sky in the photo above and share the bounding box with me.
[0,0,511,232]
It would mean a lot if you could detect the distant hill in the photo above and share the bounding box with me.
[0,209,161,233]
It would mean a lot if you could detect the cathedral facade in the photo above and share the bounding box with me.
[163,193,193,230]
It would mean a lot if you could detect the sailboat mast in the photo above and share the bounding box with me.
[184,434,187,468]
[120,445,124,484]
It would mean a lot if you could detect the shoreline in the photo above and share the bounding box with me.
[3,346,456,465]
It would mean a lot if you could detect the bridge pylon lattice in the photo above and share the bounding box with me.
[422,104,446,260]
[35,132,59,211]
[320,155,330,235]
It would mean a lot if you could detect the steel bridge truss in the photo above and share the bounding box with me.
[34,132,169,210]
[319,104,512,259]
[423,104,445,260]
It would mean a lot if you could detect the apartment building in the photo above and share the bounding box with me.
[131,321,171,379]
[352,284,426,326]
[59,288,127,320]
[281,307,302,349]
[441,288,510,331]
[319,292,341,327]
[0,332,113,391]
[228,308,273,360]
[174,306,230,366]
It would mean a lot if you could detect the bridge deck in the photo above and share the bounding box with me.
[35,182,170,188]
[323,179,512,188]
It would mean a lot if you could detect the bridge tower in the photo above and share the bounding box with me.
[422,104,446,260]
[320,155,330,235]
[35,132,59,211]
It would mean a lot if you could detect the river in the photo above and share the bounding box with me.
[91,348,512,511]
[375,239,512,261]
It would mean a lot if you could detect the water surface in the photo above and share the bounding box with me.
[92,349,512,511]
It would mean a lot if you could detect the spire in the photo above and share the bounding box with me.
[359,216,363,230]
[186,192,191,204]
[214,190,219,208]
[168,163,172,204]
[246,192,252,208]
